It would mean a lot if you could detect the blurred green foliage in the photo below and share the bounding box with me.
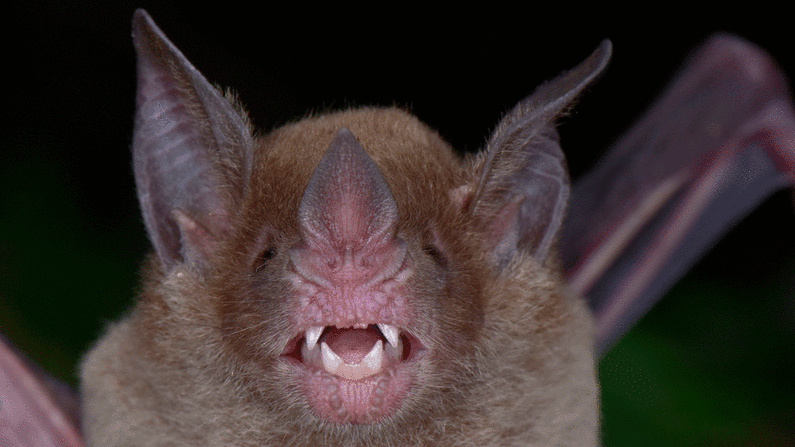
[600,257,795,446]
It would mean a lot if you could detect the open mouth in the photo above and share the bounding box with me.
[281,322,424,423]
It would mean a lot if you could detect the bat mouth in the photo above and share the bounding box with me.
[280,323,424,423]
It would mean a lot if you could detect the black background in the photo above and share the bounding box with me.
[3,2,794,445]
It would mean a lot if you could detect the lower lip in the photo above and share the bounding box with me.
[293,361,417,423]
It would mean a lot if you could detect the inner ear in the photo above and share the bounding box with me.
[486,196,523,267]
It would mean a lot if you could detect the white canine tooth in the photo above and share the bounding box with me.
[362,340,383,371]
[321,342,342,374]
[305,326,324,351]
[377,323,399,347]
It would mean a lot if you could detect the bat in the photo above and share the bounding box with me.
[80,9,607,446]
[1,7,795,447]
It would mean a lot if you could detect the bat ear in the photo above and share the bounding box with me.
[131,9,253,272]
[468,40,612,268]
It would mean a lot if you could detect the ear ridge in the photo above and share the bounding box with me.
[471,40,612,266]
[131,9,254,271]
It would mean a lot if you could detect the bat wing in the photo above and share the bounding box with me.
[0,334,83,447]
[561,34,795,356]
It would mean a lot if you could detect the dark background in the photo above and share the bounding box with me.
[3,2,794,445]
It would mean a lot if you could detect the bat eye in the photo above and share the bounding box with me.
[254,247,277,272]
[423,243,447,268]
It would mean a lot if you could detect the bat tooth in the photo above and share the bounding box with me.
[321,342,342,374]
[321,340,384,380]
[377,323,400,347]
[305,326,324,351]
[361,340,384,373]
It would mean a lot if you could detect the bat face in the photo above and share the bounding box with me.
[79,10,610,446]
[197,110,485,428]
